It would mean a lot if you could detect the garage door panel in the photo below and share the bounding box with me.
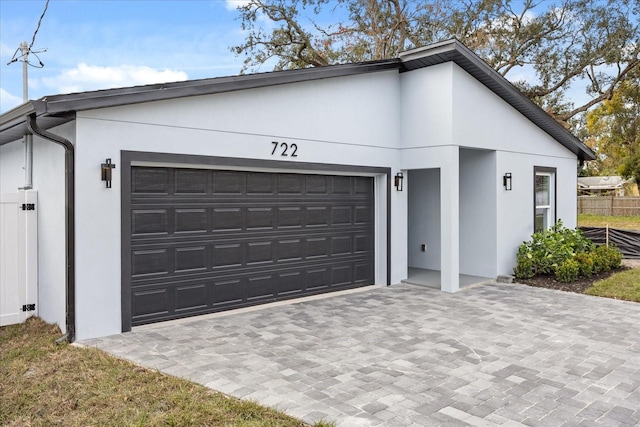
[247,172,274,194]
[277,174,303,194]
[247,207,274,229]
[132,288,169,317]
[355,176,373,194]
[131,258,372,324]
[247,241,274,264]
[213,208,243,231]
[331,206,352,225]
[212,243,243,268]
[175,246,207,272]
[307,267,330,291]
[306,175,328,194]
[132,249,169,276]
[331,176,351,194]
[277,239,303,261]
[174,284,208,311]
[355,234,372,253]
[277,271,304,295]
[306,206,329,227]
[133,231,368,271]
[213,171,245,194]
[247,275,275,301]
[175,209,207,233]
[132,209,169,235]
[306,237,329,258]
[212,279,243,306]
[132,168,169,194]
[355,206,373,224]
[174,169,209,194]
[276,207,303,228]
[129,167,374,326]
[331,236,352,255]
[331,265,352,286]
[355,262,373,282]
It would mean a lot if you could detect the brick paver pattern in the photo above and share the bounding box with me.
[83,283,640,426]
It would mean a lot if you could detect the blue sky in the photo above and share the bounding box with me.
[0,0,254,112]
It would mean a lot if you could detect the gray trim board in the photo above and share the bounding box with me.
[120,151,391,332]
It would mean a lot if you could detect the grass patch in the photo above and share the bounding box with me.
[585,269,640,302]
[0,317,334,427]
[578,213,640,230]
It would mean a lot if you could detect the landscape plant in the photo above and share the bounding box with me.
[514,220,623,282]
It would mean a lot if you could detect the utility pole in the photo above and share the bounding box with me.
[8,0,50,189]
[21,41,34,190]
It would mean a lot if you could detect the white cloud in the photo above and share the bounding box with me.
[0,88,23,112]
[225,0,251,11]
[1,41,17,58]
[41,63,188,94]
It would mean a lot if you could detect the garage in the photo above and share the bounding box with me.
[125,165,375,327]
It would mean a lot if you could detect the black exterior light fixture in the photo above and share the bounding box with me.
[394,172,404,191]
[503,172,512,191]
[101,158,116,188]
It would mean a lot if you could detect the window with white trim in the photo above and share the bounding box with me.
[534,167,556,232]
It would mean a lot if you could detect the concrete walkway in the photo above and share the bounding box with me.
[82,283,640,426]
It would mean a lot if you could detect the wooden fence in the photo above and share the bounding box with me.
[578,196,640,216]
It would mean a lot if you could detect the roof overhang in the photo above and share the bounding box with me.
[0,39,595,161]
[0,101,75,145]
[0,59,399,146]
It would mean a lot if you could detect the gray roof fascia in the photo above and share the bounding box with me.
[0,102,36,132]
[0,102,37,145]
[35,59,402,115]
[400,40,596,161]
[0,101,76,145]
[0,59,399,145]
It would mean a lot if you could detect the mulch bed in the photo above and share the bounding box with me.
[517,267,630,294]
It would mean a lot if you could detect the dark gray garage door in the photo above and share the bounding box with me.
[128,167,375,326]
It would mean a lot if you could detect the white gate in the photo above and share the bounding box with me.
[0,190,38,326]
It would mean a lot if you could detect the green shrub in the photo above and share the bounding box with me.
[513,221,624,283]
[574,252,595,277]
[514,254,534,279]
[594,244,623,271]
[556,259,580,282]
[515,220,594,276]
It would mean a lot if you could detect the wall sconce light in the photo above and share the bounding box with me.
[101,158,116,188]
[503,172,512,191]
[394,172,404,191]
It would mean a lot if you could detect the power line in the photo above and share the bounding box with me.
[29,0,50,50]
[6,0,50,67]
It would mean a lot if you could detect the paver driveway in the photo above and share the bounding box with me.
[82,283,640,426]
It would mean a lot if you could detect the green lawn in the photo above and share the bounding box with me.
[578,214,640,230]
[585,269,640,302]
[1,317,333,427]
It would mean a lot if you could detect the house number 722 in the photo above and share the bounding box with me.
[271,141,298,157]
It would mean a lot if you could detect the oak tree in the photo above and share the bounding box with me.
[232,0,639,125]
[585,72,640,191]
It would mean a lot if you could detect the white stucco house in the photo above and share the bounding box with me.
[0,40,595,341]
